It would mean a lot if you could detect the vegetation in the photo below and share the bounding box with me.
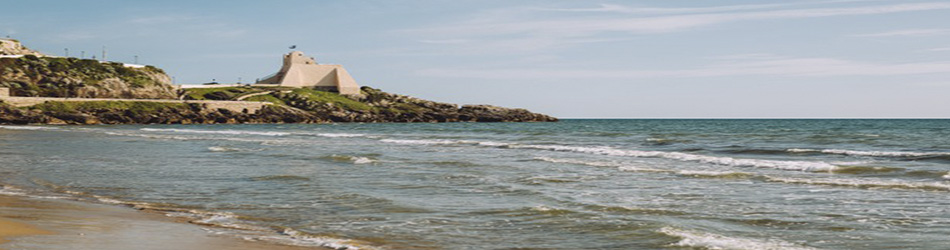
[244,94,286,105]
[182,86,289,101]
[29,101,188,114]
[0,56,171,97]
[284,88,373,111]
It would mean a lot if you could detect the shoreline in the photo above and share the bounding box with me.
[0,194,316,250]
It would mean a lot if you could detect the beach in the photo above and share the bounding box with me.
[0,194,310,250]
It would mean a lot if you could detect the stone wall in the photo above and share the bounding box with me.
[0,96,270,113]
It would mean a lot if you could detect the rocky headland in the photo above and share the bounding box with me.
[0,39,556,125]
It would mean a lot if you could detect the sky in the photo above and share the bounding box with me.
[2,0,949,118]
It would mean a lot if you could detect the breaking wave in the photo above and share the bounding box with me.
[208,146,243,152]
[380,139,477,145]
[141,128,291,136]
[764,176,950,191]
[323,154,378,164]
[534,157,668,173]
[788,148,950,158]
[0,125,58,130]
[658,227,817,250]
[536,157,755,179]
[139,129,367,139]
[314,133,367,138]
[520,145,838,172]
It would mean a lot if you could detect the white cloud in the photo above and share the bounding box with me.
[415,55,950,79]
[928,47,950,51]
[855,28,950,37]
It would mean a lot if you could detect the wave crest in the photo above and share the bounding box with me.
[658,227,817,250]
[788,148,950,158]
[764,176,950,191]
[521,145,837,172]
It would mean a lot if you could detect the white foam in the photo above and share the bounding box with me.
[208,146,242,152]
[531,205,556,212]
[140,128,291,136]
[535,157,670,173]
[658,227,817,250]
[0,186,69,199]
[943,172,950,180]
[676,170,754,178]
[477,141,511,147]
[764,176,950,191]
[380,139,476,145]
[253,228,375,250]
[0,125,57,130]
[0,185,27,196]
[519,145,837,172]
[352,157,375,164]
[788,148,950,157]
[314,133,366,138]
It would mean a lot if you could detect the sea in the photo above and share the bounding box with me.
[1,119,950,249]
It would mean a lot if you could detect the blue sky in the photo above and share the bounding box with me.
[2,0,949,118]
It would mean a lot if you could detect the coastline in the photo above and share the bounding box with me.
[0,194,315,250]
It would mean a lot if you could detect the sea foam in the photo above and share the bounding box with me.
[141,128,291,136]
[0,125,57,130]
[764,176,950,191]
[788,148,950,157]
[658,227,817,250]
[380,139,477,145]
[313,133,367,138]
[519,144,838,172]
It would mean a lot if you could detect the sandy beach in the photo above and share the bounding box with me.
[0,194,312,250]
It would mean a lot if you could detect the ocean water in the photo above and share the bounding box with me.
[1,119,950,249]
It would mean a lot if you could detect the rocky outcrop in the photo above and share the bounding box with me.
[0,86,558,125]
[0,100,320,125]
[0,39,44,56]
[262,86,556,123]
[459,105,558,122]
[0,55,177,99]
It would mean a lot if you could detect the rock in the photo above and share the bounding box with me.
[459,105,558,122]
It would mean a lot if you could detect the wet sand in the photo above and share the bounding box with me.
[0,195,314,250]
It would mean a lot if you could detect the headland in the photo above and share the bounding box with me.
[0,38,556,125]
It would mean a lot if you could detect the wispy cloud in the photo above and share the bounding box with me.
[855,28,950,37]
[403,2,950,53]
[418,39,469,44]
[928,47,950,51]
[51,14,247,41]
[415,54,950,79]
[129,14,197,25]
[535,1,870,15]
